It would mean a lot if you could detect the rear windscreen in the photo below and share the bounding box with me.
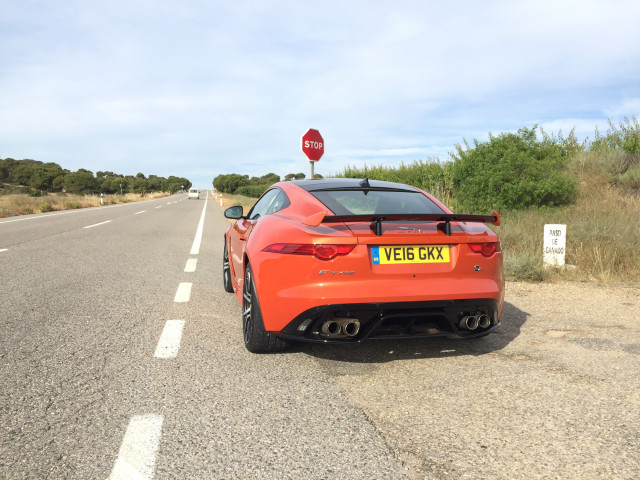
[310,189,445,215]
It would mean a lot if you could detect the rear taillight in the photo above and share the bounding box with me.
[263,243,356,260]
[468,242,501,257]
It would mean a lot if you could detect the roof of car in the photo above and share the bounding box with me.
[290,178,417,192]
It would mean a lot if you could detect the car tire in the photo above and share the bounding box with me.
[242,263,289,353]
[223,240,234,293]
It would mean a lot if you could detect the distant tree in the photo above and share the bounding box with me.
[13,164,34,185]
[0,158,19,182]
[52,175,65,191]
[284,172,307,180]
[131,177,147,194]
[63,170,99,194]
[0,161,8,183]
[166,176,191,193]
[213,173,249,193]
[260,172,280,184]
[29,162,64,191]
[0,158,190,195]
[147,175,164,192]
[111,177,127,194]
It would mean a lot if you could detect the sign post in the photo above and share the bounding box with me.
[301,128,324,179]
[543,224,567,267]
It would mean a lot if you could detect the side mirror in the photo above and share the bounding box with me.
[224,205,245,219]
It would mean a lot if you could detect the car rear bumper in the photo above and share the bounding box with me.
[277,298,501,343]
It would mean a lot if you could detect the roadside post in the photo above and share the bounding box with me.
[543,224,567,267]
[100,193,104,205]
[301,128,324,179]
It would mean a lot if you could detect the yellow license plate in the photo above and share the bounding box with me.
[372,245,450,264]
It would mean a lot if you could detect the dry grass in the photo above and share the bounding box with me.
[499,185,640,283]
[0,192,171,218]
[211,190,258,225]
[211,190,257,213]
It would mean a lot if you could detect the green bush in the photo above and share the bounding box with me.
[450,126,579,213]
[39,202,53,212]
[235,184,270,197]
[336,159,452,204]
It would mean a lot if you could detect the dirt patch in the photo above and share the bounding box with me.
[313,281,640,479]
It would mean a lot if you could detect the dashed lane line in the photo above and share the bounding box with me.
[184,258,197,273]
[134,211,146,215]
[109,414,163,480]
[110,193,207,478]
[173,282,192,303]
[0,248,8,253]
[83,220,112,229]
[154,320,186,359]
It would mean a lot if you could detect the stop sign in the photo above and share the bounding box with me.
[301,128,324,161]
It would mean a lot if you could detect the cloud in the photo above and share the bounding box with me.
[1,0,639,187]
[606,98,640,118]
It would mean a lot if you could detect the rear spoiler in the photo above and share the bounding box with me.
[303,211,501,236]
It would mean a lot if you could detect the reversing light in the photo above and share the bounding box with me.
[263,243,356,260]
[468,242,501,257]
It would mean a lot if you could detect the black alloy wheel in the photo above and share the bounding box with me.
[223,240,234,293]
[242,263,289,353]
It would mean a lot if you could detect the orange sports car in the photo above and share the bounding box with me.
[223,178,504,353]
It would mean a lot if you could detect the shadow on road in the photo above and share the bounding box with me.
[300,301,529,365]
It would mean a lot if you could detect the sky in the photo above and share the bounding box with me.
[1,0,639,189]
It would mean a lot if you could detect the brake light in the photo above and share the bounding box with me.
[263,243,356,260]
[468,242,500,257]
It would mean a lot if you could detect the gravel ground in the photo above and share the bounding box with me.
[307,281,640,479]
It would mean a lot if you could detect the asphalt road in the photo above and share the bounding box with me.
[1,192,639,479]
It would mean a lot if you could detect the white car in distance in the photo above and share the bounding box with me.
[188,188,200,199]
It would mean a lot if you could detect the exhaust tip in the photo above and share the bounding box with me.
[461,315,479,331]
[342,320,361,337]
[478,314,491,329]
[321,320,341,336]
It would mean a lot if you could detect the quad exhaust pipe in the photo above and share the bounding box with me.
[321,320,342,336]
[461,315,479,331]
[478,314,491,329]
[459,313,492,331]
[321,318,361,338]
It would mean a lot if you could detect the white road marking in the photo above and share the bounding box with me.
[174,282,192,302]
[84,220,112,229]
[0,249,8,253]
[109,414,163,480]
[153,320,185,359]
[190,194,208,255]
[134,211,146,215]
[155,206,162,209]
[184,258,197,273]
